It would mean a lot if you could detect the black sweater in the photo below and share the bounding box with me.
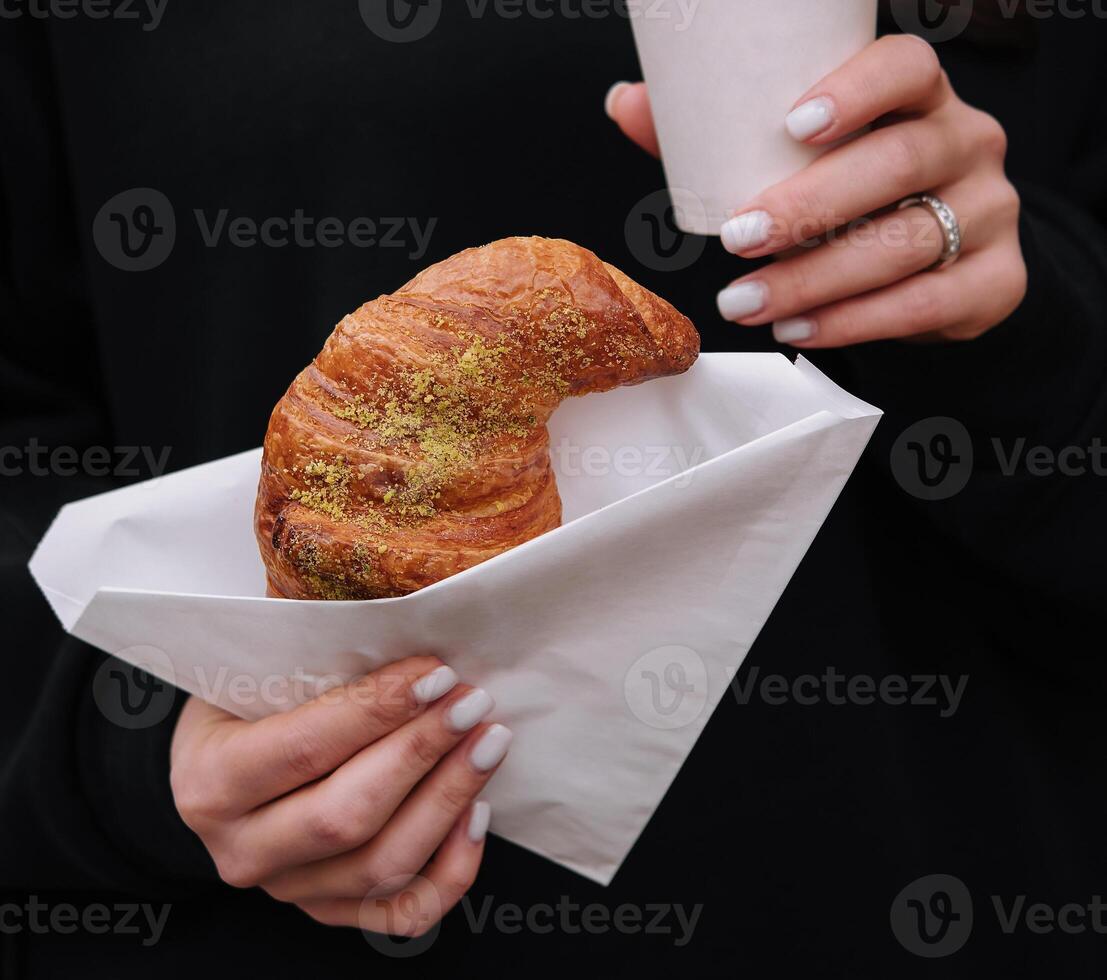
[2,5,1105,977]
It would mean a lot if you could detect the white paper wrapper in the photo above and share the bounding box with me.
[30,354,880,885]
[629,0,879,235]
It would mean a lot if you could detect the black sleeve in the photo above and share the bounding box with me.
[830,26,1107,612]
[0,17,213,892]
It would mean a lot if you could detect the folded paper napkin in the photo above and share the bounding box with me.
[30,354,880,885]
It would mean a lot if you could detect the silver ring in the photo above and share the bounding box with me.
[897,193,962,270]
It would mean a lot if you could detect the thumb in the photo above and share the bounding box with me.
[604,81,660,159]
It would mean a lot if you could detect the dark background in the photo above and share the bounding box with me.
[2,2,1106,977]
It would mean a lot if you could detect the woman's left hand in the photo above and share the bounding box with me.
[606,34,1027,348]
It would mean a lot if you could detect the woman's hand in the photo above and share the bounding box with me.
[606,35,1027,347]
[169,657,511,935]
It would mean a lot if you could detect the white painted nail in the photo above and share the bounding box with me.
[412,665,458,705]
[447,689,495,732]
[717,281,768,321]
[469,724,513,772]
[467,801,492,843]
[721,210,772,254]
[785,96,835,142]
[773,318,817,344]
[605,81,631,119]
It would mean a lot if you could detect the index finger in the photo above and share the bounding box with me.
[784,35,948,146]
[212,656,457,810]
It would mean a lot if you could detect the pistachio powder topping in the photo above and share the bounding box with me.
[291,298,652,531]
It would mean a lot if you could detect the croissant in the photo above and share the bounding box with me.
[255,237,699,600]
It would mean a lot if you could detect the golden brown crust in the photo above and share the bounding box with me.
[255,237,699,600]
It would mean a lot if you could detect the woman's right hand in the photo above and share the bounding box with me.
[169,656,511,935]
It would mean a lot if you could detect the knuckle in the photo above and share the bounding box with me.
[912,40,943,89]
[357,691,408,730]
[355,853,402,893]
[775,257,821,312]
[404,726,445,771]
[822,305,867,347]
[215,854,262,890]
[902,280,952,329]
[995,179,1021,221]
[171,767,234,826]
[882,130,927,187]
[440,865,479,904]
[435,778,478,819]
[992,250,1028,319]
[883,34,943,91]
[281,723,332,781]
[304,803,361,852]
[973,109,1008,159]
[777,181,829,231]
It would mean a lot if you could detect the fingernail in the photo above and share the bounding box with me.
[785,96,835,142]
[605,81,631,119]
[773,318,817,344]
[447,689,495,733]
[717,281,768,321]
[467,801,492,843]
[412,665,458,704]
[721,210,772,254]
[469,724,513,772]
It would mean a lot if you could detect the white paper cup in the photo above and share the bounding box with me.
[629,0,879,236]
